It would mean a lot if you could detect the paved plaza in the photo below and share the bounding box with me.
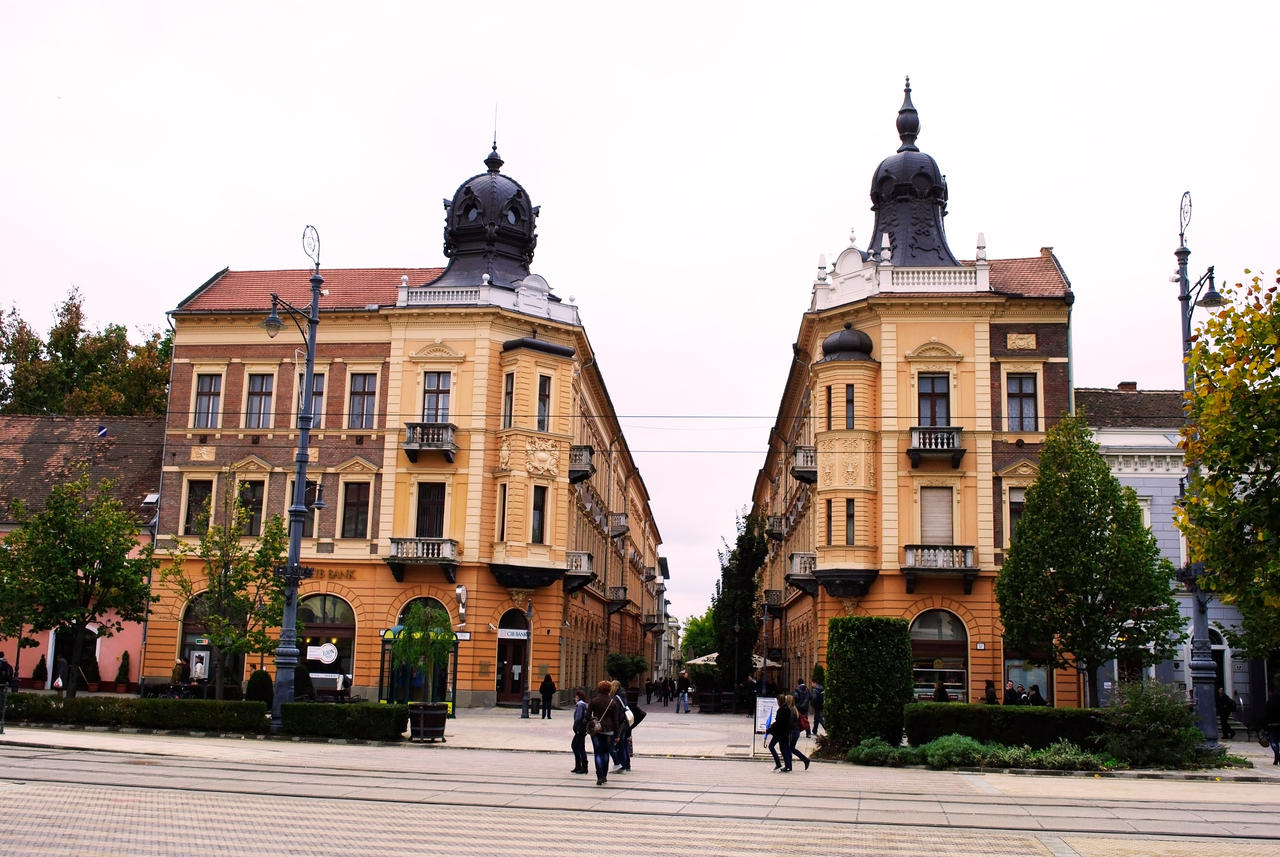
[1,701,1278,856]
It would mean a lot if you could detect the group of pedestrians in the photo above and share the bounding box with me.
[765,691,811,772]
[569,679,646,785]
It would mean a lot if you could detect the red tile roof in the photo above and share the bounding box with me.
[1075,387,1186,429]
[963,250,1072,298]
[175,267,445,314]
[0,416,166,526]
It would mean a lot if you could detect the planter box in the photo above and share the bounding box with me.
[407,702,448,742]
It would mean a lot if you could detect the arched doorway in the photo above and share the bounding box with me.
[1209,628,1229,694]
[495,608,530,704]
[298,594,355,694]
[910,609,968,702]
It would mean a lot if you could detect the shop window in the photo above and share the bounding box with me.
[911,609,968,702]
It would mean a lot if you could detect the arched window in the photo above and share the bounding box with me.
[910,609,968,702]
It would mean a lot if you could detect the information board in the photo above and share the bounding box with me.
[754,696,779,735]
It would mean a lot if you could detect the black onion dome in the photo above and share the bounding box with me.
[869,78,959,267]
[818,323,874,362]
[432,145,540,290]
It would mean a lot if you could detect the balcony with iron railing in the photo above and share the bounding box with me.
[385,536,460,582]
[767,514,786,541]
[902,544,978,594]
[608,512,629,538]
[564,550,596,594]
[906,425,965,468]
[569,444,596,484]
[402,422,459,463]
[607,585,629,615]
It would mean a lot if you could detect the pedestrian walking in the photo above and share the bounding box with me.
[1215,687,1236,739]
[587,680,622,785]
[677,671,691,713]
[793,680,811,736]
[609,680,632,773]
[767,693,793,771]
[786,693,811,771]
[539,673,556,719]
[570,687,590,774]
[809,678,825,735]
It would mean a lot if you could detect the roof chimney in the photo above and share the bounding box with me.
[1117,381,1138,392]
[1040,247,1054,257]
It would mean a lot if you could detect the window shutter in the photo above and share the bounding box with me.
[920,487,953,544]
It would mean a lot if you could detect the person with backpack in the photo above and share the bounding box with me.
[586,680,622,786]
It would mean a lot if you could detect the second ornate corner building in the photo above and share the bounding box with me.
[147,146,674,706]
[753,80,1080,705]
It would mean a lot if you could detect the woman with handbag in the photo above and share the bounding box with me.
[586,681,621,785]
[767,693,793,771]
[786,694,812,771]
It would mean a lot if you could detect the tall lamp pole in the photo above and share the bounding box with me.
[1173,192,1224,746]
[263,225,325,731]
[520,598,534,718]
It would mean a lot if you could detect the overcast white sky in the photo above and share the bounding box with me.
[2,2,1277,625]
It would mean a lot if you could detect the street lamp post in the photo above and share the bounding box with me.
[1173,191,1224,746]
[760,605,769,700]
[263,225,325,732]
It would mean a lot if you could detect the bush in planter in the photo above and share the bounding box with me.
[245,669,274,705]
[282,701,408,740]
[903,701,1103,749]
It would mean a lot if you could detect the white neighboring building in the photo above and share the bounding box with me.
[1077,384,1260,721]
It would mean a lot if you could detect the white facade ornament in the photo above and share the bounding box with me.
[498,439,511,470]
[976,232,987,261]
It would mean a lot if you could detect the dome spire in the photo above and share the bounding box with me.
[485,142,504,173]
[896,76,919,153]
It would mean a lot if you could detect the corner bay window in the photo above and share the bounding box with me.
[531,484,547,544]
[537,375,551,432]
[502,373,514,429]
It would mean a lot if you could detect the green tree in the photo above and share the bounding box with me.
[0,470,157,698]
[0,289,171,416]
[996,412,1186,706]
[1179,270,1280,656]
[681,607,715,662]
[712,512,767,691]
[389,600,456,704]
[160,478,288,700]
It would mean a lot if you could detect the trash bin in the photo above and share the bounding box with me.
[528,696,540,716]
[408,702,448,742]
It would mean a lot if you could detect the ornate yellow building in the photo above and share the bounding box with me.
[145,149,670,706]
[753,83,1083,706]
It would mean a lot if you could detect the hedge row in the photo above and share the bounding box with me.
[4,693,268,733]
[280,702,409,741]
[903,701,1104,749]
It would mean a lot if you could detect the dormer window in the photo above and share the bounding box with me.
[505,208,520,225]
[464,203,479,223]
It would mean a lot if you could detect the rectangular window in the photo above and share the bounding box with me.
[415,482,445,539]
[537,375,551,432]
[348,372,377,429]
[289,479,319,538]
[340,481,370,539]
[1008,487,1026,544]
[845,384,855,430]
[825,386,832,431]
[1007,373,1037,432]
[502,373,514,429]
[245,373,274,429]
[300,372,324,428]
[845,498,856,545]
[498,483,508,541]
[183,479,213,535]
[920,486,953,545]
[239,480,265,537]
[825,498,833,547]
[423,371,451,422]
[918,374,950,427]
[194,374,221,429]
[531,485,547,544]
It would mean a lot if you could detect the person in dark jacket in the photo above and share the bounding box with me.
[1215,687,1236,739]
[982,679,999,704]
[1263,684,1280,765]
[767,693,794,771]
[793,680,811,737]
[1003,680,1019,705]
[569,687,590,774]
[810,680,825,735]
[539,674,556,720]
[932,679,950,702]
[1027,684,1047,706]
[587,680,622,785]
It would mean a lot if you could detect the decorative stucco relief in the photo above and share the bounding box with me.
[525,437,559,476]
